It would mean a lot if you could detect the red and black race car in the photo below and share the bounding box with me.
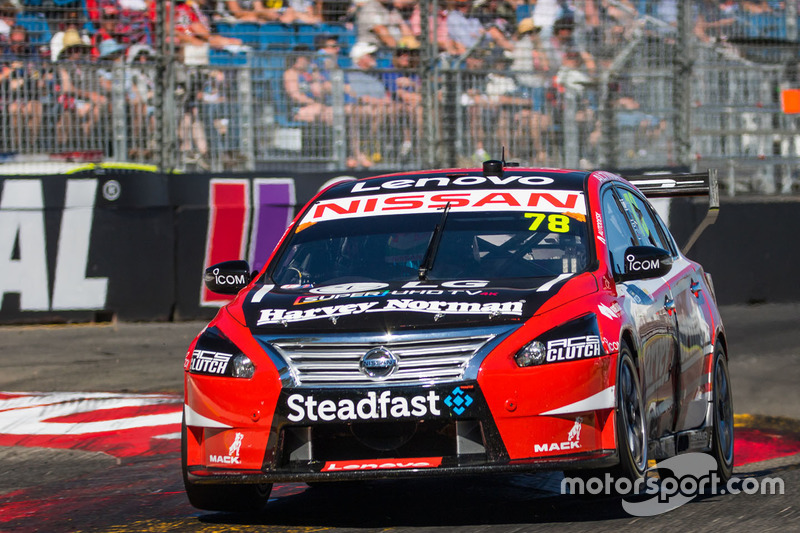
[182,162,733,512]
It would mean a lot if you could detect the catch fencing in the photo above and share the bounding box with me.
[2,1,800,195]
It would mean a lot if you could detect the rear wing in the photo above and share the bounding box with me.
[626,169,719,255]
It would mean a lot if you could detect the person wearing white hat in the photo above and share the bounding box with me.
[126,44,157,159]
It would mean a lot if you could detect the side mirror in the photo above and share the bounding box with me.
[204,260,252,294]
[617,246,672,282]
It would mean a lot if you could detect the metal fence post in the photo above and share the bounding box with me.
[419,0,438,168]
[442,67,457,168]
[331,67,347,170]
[673,0,693,168]
[111,62,127,161]
[563,89,579,168]
[239,56,255,171]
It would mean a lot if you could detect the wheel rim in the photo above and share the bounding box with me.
[715,357,734,465]
[620,358,647,472]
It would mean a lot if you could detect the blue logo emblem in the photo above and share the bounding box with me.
[444,387,473,415]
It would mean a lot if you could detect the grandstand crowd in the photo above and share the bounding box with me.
[0,0,796,169]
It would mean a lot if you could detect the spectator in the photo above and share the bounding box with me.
[355,0,418,50]
[446,0,484,56]
[532,0,562,40]
[50,6,91,62]
[553,48,596,166]
[597,0,639,46]
[174,50,208,167]
[175,0,248,53]
[1,25,46,150]
[545,14,596,75]
[281,0,324,24]
[695,0,743,43]
[409,1,458,56]
[96,38,128,156]
[92,4,124,54]
[383,45,421,158]
[0,0,20,42]
[55,29,105,148]
[472,0,516,52]
[459,48,493,161]
[199,69,233,165]
[217,0,278,22]
[283,45,333,124]
[313,32,342,69]
[507,17,551,163]
[320,0,356,24]
[126,43,156,159]
[346,41,396,167]
[484,50,533,161]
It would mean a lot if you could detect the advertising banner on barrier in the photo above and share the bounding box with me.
[0,167,370,323]
[171,171,367,320]
[0,165,174,323]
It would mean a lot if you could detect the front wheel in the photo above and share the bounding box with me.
[564,342,647,492]
[181,419,272,512]
[708,345,734,483]
[614,342,648,482]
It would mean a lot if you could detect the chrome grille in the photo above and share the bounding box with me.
[269,334,495,386]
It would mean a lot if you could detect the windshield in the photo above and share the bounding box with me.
[271,210,590,286]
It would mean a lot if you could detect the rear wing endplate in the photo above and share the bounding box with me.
[626,169,719,255]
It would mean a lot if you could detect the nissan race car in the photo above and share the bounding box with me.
[182,162,733,512]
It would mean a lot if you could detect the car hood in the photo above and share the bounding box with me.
[239,276,596,333]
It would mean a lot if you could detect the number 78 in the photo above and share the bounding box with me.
[524,213,570,233]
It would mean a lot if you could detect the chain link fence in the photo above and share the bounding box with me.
[2,1,800,194]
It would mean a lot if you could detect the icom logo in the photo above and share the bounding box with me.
[359,347,397,379]
[627,254,660,272]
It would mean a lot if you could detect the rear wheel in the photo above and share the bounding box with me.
[708,345,734,483]
[181,418,272,512]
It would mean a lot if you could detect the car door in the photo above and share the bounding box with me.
[615,187,712,434]
[601,186,678,440]
[650,203,715,431]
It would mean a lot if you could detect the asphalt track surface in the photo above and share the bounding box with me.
[0,303,798,532]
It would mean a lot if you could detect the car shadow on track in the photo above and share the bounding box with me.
[196,474,640,527]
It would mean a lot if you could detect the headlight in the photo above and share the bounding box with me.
[188,327,257,378]
[231,353,255,378]
[514,314,604,367]
[515,341,547,367]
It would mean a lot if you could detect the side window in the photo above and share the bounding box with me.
[617,188,669,251]
[601,188,637,274]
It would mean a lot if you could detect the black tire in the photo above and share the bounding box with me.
[613,341,648,482]
[563,341,647,493]
[181,419,272,512]
[708,345,734,483]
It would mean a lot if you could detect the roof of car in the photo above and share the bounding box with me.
[320,167,592,200]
